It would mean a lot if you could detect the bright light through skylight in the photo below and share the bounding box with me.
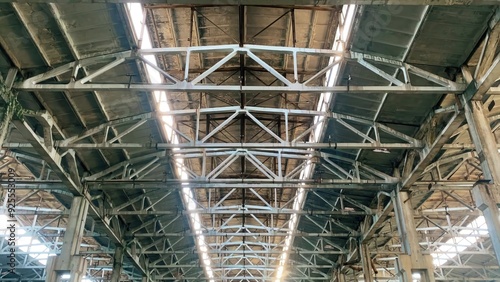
[60,274,92,282]
[274,5,357,281]
[0,214,54,265]
[432,216,488,266]
[125,4,214,280]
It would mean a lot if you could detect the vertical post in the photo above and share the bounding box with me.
[238,6,248,261]
[463,99,500,197]
[47,196,89,282]
[111,246,125,282]
[60,197,88,262]
[360,243,374,282]
[335,269,346,282]
[291,9,296,47]
[463,98,500,262]
[393,191,435,282]
[69,257,87,282]
[472,184,500,263]
[188,8,194,47]
[45,258,60,282]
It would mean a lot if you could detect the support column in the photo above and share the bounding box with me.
[360,243,374,282]
[111,246,124,282]
[47,196,89,282]
[463,99,500,195]
[463,98,500,262]
[335,270,346,282]
[393,191,435,282]
[472,184,500,263]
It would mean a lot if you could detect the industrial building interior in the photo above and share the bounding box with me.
[0,0,500,281]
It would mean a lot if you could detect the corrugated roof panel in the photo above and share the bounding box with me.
[407,6,494,66]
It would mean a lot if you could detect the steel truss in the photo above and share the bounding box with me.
[80,149,399,182]
[12,44,472,95]
[52,105,421,150]
[4,106,408,185]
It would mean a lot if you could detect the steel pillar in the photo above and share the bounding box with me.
[393,191,435,282]
[472,184,500,264]
[463,98,500,262]
[111,246,124,282]
[46,196,89,282]
[336,271,346,282]
[360,243,374,282]
[463,99,500,199]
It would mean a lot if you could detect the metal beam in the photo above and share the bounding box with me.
[7,141,422,150]
[86,250,346,256]
[11,119,82,195]
[15,83,465,94]
[0,181,395,190]
[150,276,329,281]
[131,231,358,237]
[110,209,372,216]
[401,106,464,189]
[150,264,335,269]
[3,179,477,191]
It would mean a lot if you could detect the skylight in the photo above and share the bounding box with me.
[274,5,357,281]
[432,216,489,266]
[0,215,113,281]
[125,4,214,281]
[0,214,54,265]
[60,273,92,282]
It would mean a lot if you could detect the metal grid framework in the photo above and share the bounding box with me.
[0,1,499,282]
